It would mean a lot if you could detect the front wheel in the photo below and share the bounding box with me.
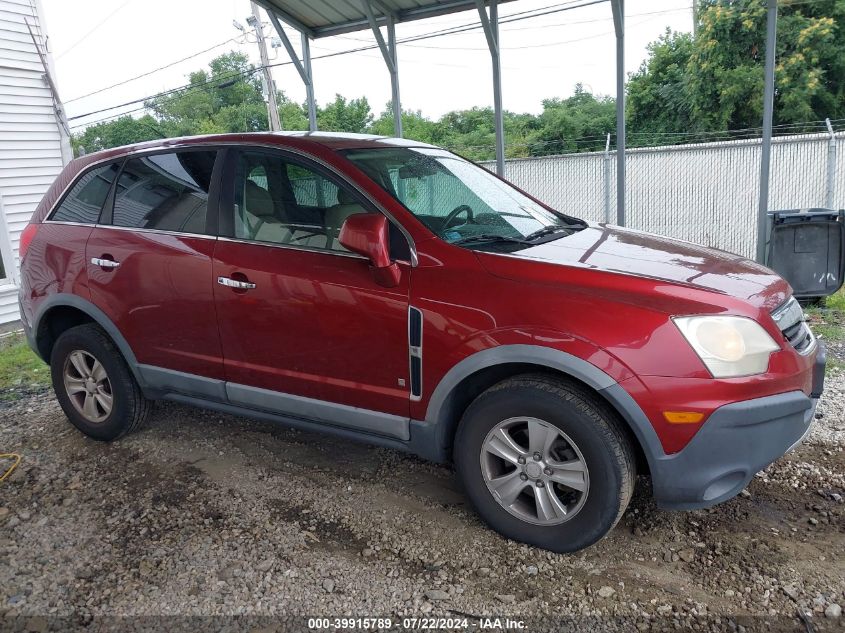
[454,375,636,553]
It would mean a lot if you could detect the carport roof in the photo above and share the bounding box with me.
[255,0,515,38]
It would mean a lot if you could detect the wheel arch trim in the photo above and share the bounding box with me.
[417,344,666,468]
[31,294,145,387]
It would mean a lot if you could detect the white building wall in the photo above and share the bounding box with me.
[0,0,69,323]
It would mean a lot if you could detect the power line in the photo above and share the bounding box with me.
[496,6,692,31]
[445,120,845,153]
[70,105,149,130]
[68,62,266,127]
[68,0,607,126]
[336,0,603,42]
[65,31,255,104]
[68,0,598,111]
[386,0,611,43]
[68,64,258,123]
[337,3,683,44]
[55,0,134,60]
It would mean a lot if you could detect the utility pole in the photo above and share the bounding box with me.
[692,2,698,36]
[249,2,281,131]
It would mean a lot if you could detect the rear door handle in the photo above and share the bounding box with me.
[217,276,256,290]
[91,257,120,269]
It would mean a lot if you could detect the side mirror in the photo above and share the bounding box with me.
[339,213,401,288]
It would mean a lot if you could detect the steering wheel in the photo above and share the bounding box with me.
[442,204,474,231]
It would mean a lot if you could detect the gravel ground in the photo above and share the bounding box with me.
[1,371,844,632]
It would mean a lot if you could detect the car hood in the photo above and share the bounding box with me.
[476,224,790,310]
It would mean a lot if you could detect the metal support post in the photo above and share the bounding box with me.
[825,118,836,209]
[302,35,317,131]
[603,133,612,223]
[361,0,402,137]
[756,0,778,263]
[475,0,505,176]
[611,0,625,226]
[387,16,402,137]
[268,11,318,131]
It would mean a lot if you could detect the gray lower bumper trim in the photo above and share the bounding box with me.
[651,391,816,510]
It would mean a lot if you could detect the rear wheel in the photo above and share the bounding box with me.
[454,374,635,552]
[50,324,150,440]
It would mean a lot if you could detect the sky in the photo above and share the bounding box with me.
[40,0,693,132]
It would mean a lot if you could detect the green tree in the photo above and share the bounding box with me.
[627,30,694,142]
[279,94,309,131]
[317,94,373,133]
[434,107,536,160]
[628,0,845,136]
[370,103,444,144]
[72,0,845,159]
[72,114,165,154]
[73,52,312,154]
[146,51,269,135]
[691,0,843,128]
[437,107,496,159]
[527,85,615,155]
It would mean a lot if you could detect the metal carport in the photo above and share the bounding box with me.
[255,0,779,261]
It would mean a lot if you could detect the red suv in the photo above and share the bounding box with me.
[18,133,825,552]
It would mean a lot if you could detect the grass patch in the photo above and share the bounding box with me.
[813,322,844,341]
[806,287,845,342]
[824,287,845,312]
[807,287,845,377]
[0,332,49,400]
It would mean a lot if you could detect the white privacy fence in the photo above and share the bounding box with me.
[482,131,845,259]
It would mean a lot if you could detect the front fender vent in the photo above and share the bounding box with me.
[408,306,423,400]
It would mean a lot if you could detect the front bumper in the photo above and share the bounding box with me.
[650,341,825,510]
[651,390,818,509]
[600,343,826,511]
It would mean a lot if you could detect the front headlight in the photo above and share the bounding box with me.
[673,315,780,378]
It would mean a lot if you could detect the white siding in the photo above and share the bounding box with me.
[0,0,68,323]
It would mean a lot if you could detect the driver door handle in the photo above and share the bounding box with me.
[217,276,256,290]
[91,257,120,269]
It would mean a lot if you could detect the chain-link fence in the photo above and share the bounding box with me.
[482,129,845,259]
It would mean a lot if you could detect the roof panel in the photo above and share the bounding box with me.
[257,0,515,38]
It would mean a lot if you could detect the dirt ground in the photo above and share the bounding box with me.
[1,368,843,632]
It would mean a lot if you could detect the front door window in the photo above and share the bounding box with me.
[231,151,371,252]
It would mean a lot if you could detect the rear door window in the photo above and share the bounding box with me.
[50,162,121,224]
[112,151,217,234]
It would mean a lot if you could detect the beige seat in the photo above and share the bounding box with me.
[242,181,365,250]
[241,181,292,243]
[324,188,367,250]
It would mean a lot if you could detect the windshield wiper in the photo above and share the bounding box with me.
[523,225,576,242]
[450,234,532,246]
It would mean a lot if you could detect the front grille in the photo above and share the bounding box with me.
[772,297,815,355]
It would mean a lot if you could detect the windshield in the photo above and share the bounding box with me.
[342,147,584,251]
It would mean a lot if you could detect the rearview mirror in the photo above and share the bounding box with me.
[398,163,438,179]
[339,213,401,288]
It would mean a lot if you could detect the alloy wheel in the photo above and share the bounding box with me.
[480,416,589,525]
[63,350,113,423]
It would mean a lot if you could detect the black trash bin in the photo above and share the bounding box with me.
[766,208,845,302]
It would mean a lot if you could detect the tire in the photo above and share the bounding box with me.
[50,323,150,441]
[454,374,636,553]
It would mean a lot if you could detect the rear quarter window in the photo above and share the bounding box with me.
[49,162,121,224]
[111,151,217,234]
